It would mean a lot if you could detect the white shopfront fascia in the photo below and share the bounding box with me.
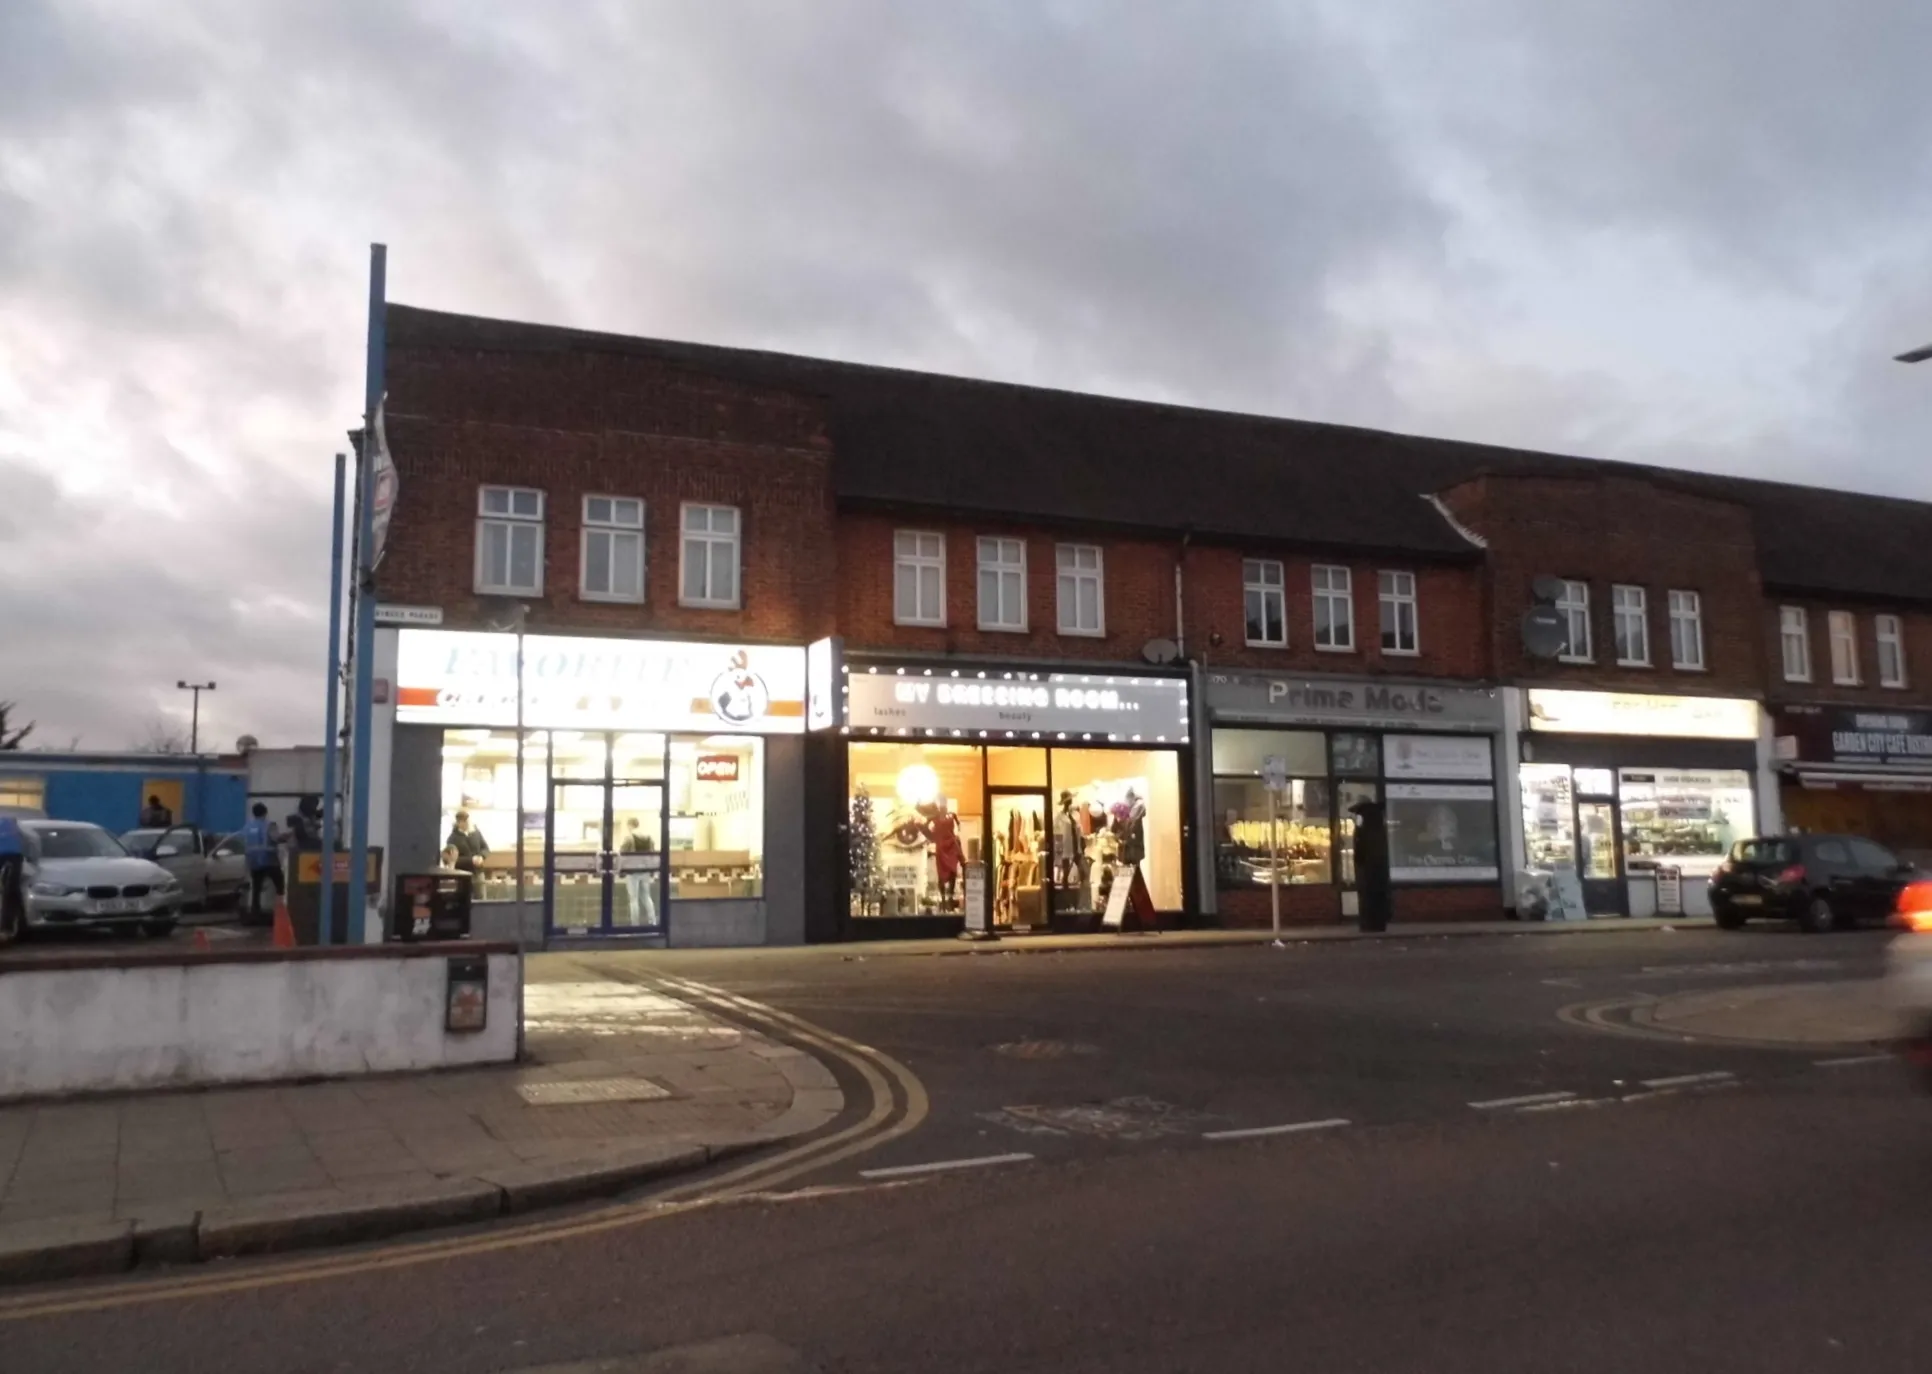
[842,664,1190,743]
[393,629,807,734]
[1524,689,1759,741]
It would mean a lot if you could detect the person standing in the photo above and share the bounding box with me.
[140,794,173,827]
[0,812,24,943]
[242,802,285,922]
[1349,798,1392,934]
[619,817,658,929]
[445,810,490,876]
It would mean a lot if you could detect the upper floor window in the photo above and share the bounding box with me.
[1056,544,1105,637]
[580,496,644,603]
[1378,570,1418,655]
[893,530,946,627]
[476,486,544,596]
[1244,559,1287,647]
[1668,590,1705,670]
[679,503,740,609]
[1780,606,1811,682]
[1878,614,1908,689]
[1828,610,1860,685]
[1612,585,1650,667]
[1557,579,1592,663]
[977,537,1027,631]
[1313,565,1354,652]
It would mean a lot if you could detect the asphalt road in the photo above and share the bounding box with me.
[7,927,1927,1374]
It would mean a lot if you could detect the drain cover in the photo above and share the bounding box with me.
[992,1040,1100,1059]
[516,1076,672,1106]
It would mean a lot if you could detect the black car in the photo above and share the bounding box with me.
[1709,833,1915,932]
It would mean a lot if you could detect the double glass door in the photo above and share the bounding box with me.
[547,776,665,938]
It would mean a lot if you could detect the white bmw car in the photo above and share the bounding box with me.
[16,820,184,938]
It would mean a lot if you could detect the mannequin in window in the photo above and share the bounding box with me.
[925,803,964,910]
[1117,789,1148,868]
[1054,791,1087,890]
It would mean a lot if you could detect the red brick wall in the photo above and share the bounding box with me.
[1182,547,1488,680]
[1439,474,1764,693]
[1762,600,1932,709]
[376,345,838,642]
[836,513,1180,662]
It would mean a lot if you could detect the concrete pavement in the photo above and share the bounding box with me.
[0,959,843,1283]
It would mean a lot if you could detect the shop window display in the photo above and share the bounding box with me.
[1519,764,1576,875]
[667,736,765,899]
[1213,776,1333,887]
[1385,783,1500,882]
[1617,770,1751,878]
[440,728,549,903]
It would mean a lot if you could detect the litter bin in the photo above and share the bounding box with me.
[389,871,473,943]
[289,847,384,945]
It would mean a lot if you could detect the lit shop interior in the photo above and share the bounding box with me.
[1520,765,1753,917]
[1211,729,1502,892]
[437,729,766,929]
[845,742,1185,929]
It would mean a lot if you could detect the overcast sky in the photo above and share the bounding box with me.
[5,1,1932,751]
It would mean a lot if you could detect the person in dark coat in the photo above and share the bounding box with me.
[139,795,173,827]
[1349,798,1392,933]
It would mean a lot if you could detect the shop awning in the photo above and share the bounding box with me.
[1783,763,1932,792]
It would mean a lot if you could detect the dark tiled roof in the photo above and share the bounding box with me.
[387,304,1932,600]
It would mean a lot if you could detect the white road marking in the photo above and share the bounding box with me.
[858,1152,1034,1180]
[1469,1091,1576,1111]
[1813,1053,1895,1068]
[1639,1070,1735,1089]
[1201,1118,1352,1141]
[1517,1097,1616,1113]
[1622,1081,1741,1103]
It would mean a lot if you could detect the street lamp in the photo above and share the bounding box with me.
[176,680,216,754]
[1894,342,1932,364]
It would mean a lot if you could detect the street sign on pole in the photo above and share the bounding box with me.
[1262,756,1287,945]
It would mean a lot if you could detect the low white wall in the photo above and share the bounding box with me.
[0,949,521,1101]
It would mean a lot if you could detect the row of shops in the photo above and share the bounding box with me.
[365,624,1930,947]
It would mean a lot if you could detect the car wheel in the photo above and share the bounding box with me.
[1713,906,1747,930]
[141,920,177,939]
[1799,894,1839,934]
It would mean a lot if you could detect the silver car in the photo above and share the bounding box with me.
[19,820,184,937]
[120,826,248,910]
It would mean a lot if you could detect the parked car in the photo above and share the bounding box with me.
[119,826,248,910]
[1710,833,1916,933]
[17,820,183,937]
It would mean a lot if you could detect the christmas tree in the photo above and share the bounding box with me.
[848,784,881,915]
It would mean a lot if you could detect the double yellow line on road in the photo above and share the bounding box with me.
[0,975,927,1325]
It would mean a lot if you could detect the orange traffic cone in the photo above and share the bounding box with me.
[192,927,212,953]
[271,897,297,949]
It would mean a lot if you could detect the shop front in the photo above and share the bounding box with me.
[1516,689,1763,918]
[834,658,1193,938]
[1774,705,1932,862]
[384,628,806,948]
[1204,672,1507,924]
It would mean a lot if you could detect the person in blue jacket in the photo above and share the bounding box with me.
[0,812,23,942]
[242,802,285,921]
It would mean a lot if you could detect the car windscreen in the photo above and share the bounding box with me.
[30,826,129,860]
[1731,839,1796,865]
[120,828,166,851]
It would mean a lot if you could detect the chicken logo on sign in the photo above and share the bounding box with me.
[709,650,771,726]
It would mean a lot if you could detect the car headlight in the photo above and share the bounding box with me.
[30,882,75,898]
[154,877,181,892]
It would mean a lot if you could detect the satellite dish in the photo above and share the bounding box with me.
[235,734,260,755]
[1522,606,1568,659]
[1141,638,1182,666]
[1530,575,1568,605]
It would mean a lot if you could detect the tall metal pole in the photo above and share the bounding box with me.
[176,681,215,754]
[1268,784,1281,945]
[348,243,387,945]
[515,612,526,916]
[318,452,348,944]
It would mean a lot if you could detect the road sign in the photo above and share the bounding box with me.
[1261,755,1289,792]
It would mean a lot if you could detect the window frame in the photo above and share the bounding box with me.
[1780,606,1811,683]
[976,537,1029,632]
[578,494,646,604]
[678,502,742,610]
[475,485,546,597]
[1377,570,1419,656]
[1877,613,1908,689]
[1556,579,1593,663]
[892,530,948,628]
[1243,558,1288,648]
[1054,543,1106,637]
[1667,589,1705,671]
[1612,584,1650,667]
[1828,609,1861,686]
[1312,564,1355,653]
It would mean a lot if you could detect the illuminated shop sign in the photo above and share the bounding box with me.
[392,629,806,734]
[844,665,1190,742]
[1526,689,1759,741]
[1206,672,1502,732]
